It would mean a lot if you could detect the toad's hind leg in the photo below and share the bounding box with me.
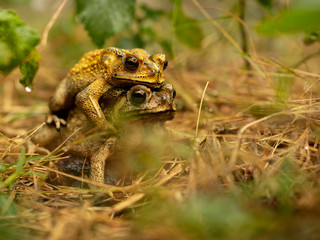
[90,136,117,185]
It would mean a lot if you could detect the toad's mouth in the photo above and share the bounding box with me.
[124,109,176,122]
[111,74,164,87]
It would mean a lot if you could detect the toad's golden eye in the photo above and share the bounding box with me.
[163,59,168,70]
[124,56,139,71]
[130,89,147,106]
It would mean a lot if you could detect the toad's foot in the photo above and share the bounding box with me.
[46,114,67,131]
[26,140,51,155]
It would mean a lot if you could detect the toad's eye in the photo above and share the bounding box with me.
[163,59,168,70]
[124,56,139,71]
[130,89,147,106]
[172,88,176,98]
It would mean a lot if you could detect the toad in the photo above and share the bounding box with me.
[33,84,176,185]
[48,47,168,131]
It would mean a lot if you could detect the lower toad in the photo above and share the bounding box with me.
[32,84,176,186]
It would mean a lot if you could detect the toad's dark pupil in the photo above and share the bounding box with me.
[125,56,139,71]
[172,88,176,99]
[163,59,168,70]
[131,89,147,105]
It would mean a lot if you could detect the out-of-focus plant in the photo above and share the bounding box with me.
[75,0,136,48]
[257,0,320,40]
[0,147,47,239]
[0,8,40,90]
[132,156,315,240]
[114,0,204,58]
[0,147,46,190]
[0,194,31,240]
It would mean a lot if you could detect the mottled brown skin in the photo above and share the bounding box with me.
[48,47,168,130]
[34,84,176,185]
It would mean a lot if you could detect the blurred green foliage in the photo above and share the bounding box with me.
[0,147,47,189]
[256,0,273,10]
[172,0,203,49]
[0,149,38,240]
[304,30,320,45]
[0,194,35,240]
[75,0,136,48]
[0,0,31,4]
[133,157,318,240]
[0,8,40,88]
[274,75,294,103]
[257,0,320,35]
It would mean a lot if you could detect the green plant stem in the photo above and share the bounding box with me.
[238,0,251,70]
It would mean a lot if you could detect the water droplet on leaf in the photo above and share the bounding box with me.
[25,86,32,92]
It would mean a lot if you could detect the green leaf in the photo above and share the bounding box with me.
[0,194,17,216]
[117,35,145,49]
[75,0,136,47]
[257,9,320,35]
[0,8,40,74]
[257,0,320,35]
[140,4,165,21]
[293,0,320,10]
[19,50,41,90]
[160,40,174,58]
[256,0,273,10]
[172,2,204,49]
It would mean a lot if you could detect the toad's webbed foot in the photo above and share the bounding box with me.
[46,114,67,131]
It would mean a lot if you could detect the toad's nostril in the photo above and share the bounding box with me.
[154,92,167,103]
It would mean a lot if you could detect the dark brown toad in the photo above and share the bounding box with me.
[33,84,176,186]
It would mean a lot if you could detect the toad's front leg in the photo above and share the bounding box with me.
[48,78,72,130]
[90,136,117,185]
[75,77,114,130]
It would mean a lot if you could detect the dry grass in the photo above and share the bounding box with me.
[2,1,320,239]
[2,60,320,239]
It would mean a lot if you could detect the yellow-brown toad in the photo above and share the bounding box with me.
[33,84,176,186]
[48,47,168,130]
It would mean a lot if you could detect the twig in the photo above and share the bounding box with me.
[206,6,258,59]
[195,81,209,141]
[229,111,287,167]
[107,164,183,216]
[228,103,318,166]
[38,0,68,51]
[270,57,303,78]
[292,48,320,69]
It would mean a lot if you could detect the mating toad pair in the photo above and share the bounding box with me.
[36,47,175,185]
